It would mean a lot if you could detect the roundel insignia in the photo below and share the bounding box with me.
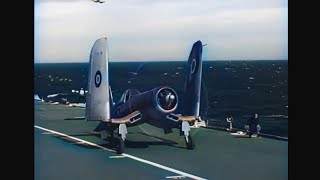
[191,59,197,74]
[95,71,102,88]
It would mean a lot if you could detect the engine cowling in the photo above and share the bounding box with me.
[154,87,178,113]
[116,86,178,118]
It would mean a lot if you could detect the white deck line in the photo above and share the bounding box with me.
[35,125,207,180]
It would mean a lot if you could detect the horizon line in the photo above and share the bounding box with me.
[34,59,288,64]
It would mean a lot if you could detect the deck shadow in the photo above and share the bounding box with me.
[49,131,188,150]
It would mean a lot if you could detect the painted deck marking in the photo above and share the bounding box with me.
[109,155,126,159]
[166,175,186,179]
[35,125,207,180]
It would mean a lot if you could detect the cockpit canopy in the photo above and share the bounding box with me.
[120,89,140,103]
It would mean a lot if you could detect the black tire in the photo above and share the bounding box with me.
[116,137,125,154]
[185,135,195,150]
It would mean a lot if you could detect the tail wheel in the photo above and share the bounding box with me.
[185,135,195,150]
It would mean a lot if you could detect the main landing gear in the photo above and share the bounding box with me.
[182,121,195,150]
[101,123,127,154]
[116,124,128,154]
[185,135,195,149]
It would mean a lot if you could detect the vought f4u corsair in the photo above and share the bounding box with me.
[80,37,206,154]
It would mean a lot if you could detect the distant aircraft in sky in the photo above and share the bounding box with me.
[92,0,105,3]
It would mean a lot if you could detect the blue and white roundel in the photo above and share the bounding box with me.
[95,71,102,88]
[191,59,197,74]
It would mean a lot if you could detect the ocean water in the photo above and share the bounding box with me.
[34,60,288,137]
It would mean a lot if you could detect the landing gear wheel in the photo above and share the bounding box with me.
[185,135,195,150]
[116,137,125,154]
[116,124,127,154]
[179,124,183,136]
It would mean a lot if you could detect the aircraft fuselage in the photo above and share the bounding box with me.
[112,86,180,133]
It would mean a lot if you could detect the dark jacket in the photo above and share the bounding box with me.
[246,115,259,126]
[246,115,259,135]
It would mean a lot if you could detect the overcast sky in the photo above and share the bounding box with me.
[34,0,288,63]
